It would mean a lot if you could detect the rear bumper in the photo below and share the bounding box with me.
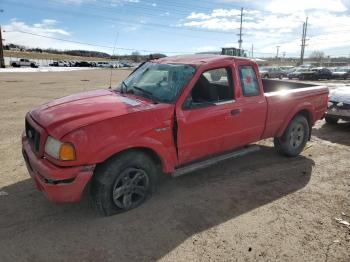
[22,137,94,203]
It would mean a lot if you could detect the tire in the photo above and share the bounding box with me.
[298,75,304,80]
[325,116,338,124]
[279,74,283,79]
[91,151,159,216]
[274,115,310,157]
[264,74,269,79]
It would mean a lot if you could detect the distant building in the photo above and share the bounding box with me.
[221,47,247,57]
[9,47,21,51]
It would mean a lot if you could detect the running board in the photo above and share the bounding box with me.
[171,145,261,178]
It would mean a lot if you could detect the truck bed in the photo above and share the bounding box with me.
[261,79,329,139]
[262,79,316,93]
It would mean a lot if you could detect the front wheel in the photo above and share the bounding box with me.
[91,151,158,216]
[325,116,338,124]
[274,115,310,157]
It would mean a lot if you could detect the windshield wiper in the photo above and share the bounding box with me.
[131,86,159,103]
[121,81,128,93]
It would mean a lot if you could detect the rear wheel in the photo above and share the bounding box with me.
[325,116,338,124]
[274,115,310,157]
[264,74,269,79]
[91,151,158,216]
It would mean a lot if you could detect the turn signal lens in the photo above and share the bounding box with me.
[59,143,76,161]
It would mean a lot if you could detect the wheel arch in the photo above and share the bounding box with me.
[277,107,313,139]
[296,109,312,140]
[95,146,167,174]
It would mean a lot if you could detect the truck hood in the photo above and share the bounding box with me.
[330,87,350,104]
[30,89,155,138]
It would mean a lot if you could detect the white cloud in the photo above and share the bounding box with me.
[50,0,92,4]
[266,0,347,13]
[181,3,350,56]
[3,19,112,53]
[196,45,220,52]
[183,18,240,30]
[52,0,140,5]
[5,19,70,37]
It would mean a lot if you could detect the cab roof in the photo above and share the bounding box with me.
[155,54,251,66]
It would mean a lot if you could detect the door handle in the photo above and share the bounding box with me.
[230,109,241,115]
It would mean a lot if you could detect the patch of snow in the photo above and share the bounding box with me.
[0,67,97,73]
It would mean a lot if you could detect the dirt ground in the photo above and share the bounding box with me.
[0,70,349,262]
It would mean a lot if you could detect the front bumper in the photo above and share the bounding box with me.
[22,137,94,203]
[326,103,350,121]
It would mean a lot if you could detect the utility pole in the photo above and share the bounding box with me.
[237,7,243,56]
[300,17,308,65]
[276,46,280,58]
[0,9,4,68]
[251,44,254,58]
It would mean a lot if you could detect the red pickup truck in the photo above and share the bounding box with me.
[22,55,328,215]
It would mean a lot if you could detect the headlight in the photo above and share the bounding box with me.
[44,136,76,161]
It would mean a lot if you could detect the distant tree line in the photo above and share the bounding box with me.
[3,43,166,62]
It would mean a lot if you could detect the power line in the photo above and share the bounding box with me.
[2,0,237,35]
[3,29,195,54]
[3,29,281,57]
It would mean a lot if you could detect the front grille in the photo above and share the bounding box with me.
[25,120,41,152]
[330,101,350,110]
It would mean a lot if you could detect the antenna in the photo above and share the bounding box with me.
[109,32,119,89]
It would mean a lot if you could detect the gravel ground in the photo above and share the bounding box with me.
[0,70,349,262]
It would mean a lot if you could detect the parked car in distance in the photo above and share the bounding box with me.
[111,62,122,68]
[96,61,111,68]
[121,62,133,68]
[325,87,350,124]
[22,55,328,215]
[287,68,310,79]
[75,61,92,67]
[259,66,285,79]
[49,61,69,67]
[298,67,332,80]
[11,58,39,68]
[332,67,350,80]
[49,61,59,67]
[280,66,295,74]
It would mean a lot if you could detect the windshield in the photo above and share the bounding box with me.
[296,68,309,73]
[259,67,270,71]
[335,67,350,72]
[116,62,196,103]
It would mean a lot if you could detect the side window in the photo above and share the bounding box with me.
[187,67,233,107]
[239,65,260,97]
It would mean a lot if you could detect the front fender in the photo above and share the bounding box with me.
[92,136,177,173]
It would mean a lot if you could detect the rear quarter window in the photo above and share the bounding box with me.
[239,65,260,97]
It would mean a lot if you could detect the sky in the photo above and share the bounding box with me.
[1,0,350,57]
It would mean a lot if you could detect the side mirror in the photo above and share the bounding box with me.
[183,95,193,109]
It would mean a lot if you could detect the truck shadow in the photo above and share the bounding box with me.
[312,121,350,146]
[0,146,314,262]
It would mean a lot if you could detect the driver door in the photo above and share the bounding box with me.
[175,66,245,165]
